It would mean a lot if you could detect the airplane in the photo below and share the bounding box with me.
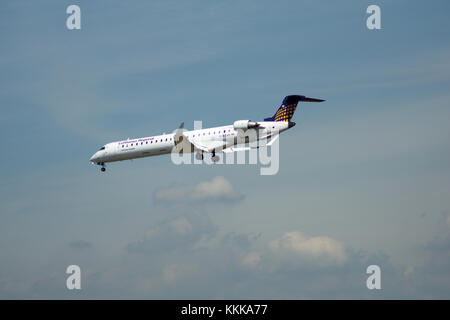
[89,95,325,171]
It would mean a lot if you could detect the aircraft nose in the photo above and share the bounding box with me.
[90,152,98,162]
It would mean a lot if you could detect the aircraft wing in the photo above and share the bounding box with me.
[173,121,278,154]
[222,135,278,153]
[184,135,227,153]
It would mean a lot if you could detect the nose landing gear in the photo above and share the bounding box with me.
[96,162,106,172]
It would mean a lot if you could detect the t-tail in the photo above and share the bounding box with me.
[264,95,325,122]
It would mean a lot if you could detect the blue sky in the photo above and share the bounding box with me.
[1,0,450,298]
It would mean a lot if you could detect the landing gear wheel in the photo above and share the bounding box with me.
[195,152,204,160]
[211,150,219,163]
[101,167,106,172]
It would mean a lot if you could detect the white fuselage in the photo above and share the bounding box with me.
[89,121,292,164]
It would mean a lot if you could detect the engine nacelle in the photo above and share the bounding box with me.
[233,120,261,131]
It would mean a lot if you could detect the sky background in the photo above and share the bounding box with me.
[1,0,450,298]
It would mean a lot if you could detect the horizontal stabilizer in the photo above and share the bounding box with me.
[299,96,325,102]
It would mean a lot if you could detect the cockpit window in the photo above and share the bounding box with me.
[99,146,105,150]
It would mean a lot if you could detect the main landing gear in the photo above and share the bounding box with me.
[211,150,220,163]
[195,151,220,162]
[195,152,204,160]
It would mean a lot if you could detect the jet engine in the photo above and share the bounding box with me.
[233,120,262,130]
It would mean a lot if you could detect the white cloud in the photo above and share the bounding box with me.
[154,176,243,204]
[269,231,347,266]
[192,176,238,200]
